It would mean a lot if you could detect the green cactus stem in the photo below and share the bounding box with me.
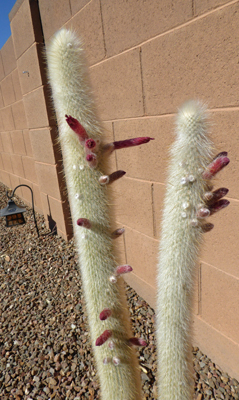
[156,100,229,400]
[47,28,151,400]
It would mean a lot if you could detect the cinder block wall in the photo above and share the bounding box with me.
[0,0,238,379]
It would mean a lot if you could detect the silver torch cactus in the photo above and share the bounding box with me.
[156,100,230,400]
[47,28,153,400]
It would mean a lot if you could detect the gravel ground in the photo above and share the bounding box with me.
[0,182,238,400]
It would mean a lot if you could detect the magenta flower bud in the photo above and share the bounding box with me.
[201,223,214,233]
[128,337,147,347]
[115,265,133,275]
[209,199,230,215]
[210,188,229,202]
[65,115,88,142]
[95,330,112,346]
[99,308,112,321]
[85,138,96,150]
[202,153,230,179]
[113,137,154,150]
[111,228,125,239]
[77,218,91,229]
[86,153,97,168]
[108,170,126,184]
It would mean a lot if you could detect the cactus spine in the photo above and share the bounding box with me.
[47,29,148,400]
[156,101,213,400]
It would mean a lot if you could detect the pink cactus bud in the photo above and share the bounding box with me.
[113,137,154,150]
[86,153,97,168]
[65,115,88,142]
[209,199,230,215]
[77,218,91,229]
[99,308,112,321]
[128,337,147,347]
[85,138,96,150]
[111,228,125,239]
[197,207,210,219]
[201,223,214,233]
[108,170,126,184]
[202,153,230,179]
[115,264,133,275]
[95,330,112,346]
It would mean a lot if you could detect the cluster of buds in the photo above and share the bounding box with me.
[66,114,154,170]
[195,152,230,231]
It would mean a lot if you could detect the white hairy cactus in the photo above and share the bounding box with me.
[46,28,153,400]
[156,100,230,400]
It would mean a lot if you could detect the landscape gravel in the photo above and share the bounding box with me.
[0,182,238,400]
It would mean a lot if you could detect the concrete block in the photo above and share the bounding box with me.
[11,68,22,101]
[30,128,56,164]
[90,48,143,120]
[11,100,28,130]
[17,43,44,95]
[65,0,105,65]
[23,129,33,157]
[1,74,16,106]
[1,153,13,173]
[101,0,193,56]
[23,86,49,129]
[10,0,35,59]
[1,37,16,75]
[114,177,154,237]
[201,262,239,344]
[11,154,25,178]
[1,131,13,154]
[113,116,174,182]
[142,2,239,114]
[22,156,38,183]
[11,130,26,155]
[0,106,15,131]
[38,0,71,41]
[35,162,62,200]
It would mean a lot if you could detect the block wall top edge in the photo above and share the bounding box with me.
[9,0,25,22]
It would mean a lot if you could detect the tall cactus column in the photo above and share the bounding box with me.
[156,101,230,400]
[47,29,151,400]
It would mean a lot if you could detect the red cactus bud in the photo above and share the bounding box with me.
[65,115,88,142]
[108,170,126,184]
[111,228,125,239]
[209,199,230,215]
[115,265,133,275]
[95,330,112,346]
[209,188,229,203]
[86,153,97,168]
[85,138,96,150]
[129,337,147,347]
[99,308,112,321]
[202,153,230,179]
[201,223,214,233]
[113,137,154,150]
[77,218,91,229]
